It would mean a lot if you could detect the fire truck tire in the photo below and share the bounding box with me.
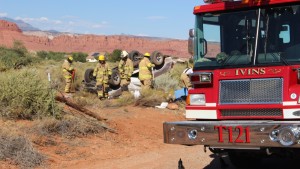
[84,68,96,83]
[109,69,121,87]
[129,50,142,67]
[228,150,262,168]
[150,51,164,66]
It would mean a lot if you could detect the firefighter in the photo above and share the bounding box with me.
[180,63,193,90]
[118,50,133,91]
[62,55,75,93]
[93,55,112,100]
[138,52,155,90]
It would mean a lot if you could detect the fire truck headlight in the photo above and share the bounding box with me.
[190,94,206,105]
[277,127,300,146]
[200,73,212,84]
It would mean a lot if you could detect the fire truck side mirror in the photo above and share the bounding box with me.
[188,29,195,56]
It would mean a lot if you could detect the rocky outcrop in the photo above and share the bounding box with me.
[0,20,191,58]
[0,20,22,32]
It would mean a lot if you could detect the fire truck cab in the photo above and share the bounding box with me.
[163,0,300,167]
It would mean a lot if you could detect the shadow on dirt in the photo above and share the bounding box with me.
[204,153,299,169]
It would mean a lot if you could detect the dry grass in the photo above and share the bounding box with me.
[31,115,106,138]
[135,89,167,107]
[0,128,45,168]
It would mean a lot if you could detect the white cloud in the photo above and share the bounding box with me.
[0,12,8,17]
[16,17,49,22]
[53,20,62,24]
[146,16,167,20]
[92,24,104,28]
[39,17,48,21]
[14,15,109,34]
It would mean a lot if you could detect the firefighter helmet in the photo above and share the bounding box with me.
[144,52,151,57]
[120,50,129,58]
[99,55,105,61]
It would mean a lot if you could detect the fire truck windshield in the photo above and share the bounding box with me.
[194,4,300,70]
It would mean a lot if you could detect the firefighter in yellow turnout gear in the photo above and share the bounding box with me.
[138,52,155,90]
[93,55,112,99]
[180,67,193,90]
[62,55,75,93]
[118,50,133,91]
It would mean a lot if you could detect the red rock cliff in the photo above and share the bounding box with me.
[0,20,191,58]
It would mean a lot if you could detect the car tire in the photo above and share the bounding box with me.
[109,69,121,87]
[129,50,143,67]
[151,51,164,66]
[84,68,96,83]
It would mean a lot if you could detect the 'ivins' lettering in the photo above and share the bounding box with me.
[235,68,266,76]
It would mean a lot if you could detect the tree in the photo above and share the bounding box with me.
[108,49,122,62]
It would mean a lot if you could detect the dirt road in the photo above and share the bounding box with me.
[2,105,299,169]
[42,106,230,169]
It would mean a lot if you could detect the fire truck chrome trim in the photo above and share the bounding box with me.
[163,121,300,147]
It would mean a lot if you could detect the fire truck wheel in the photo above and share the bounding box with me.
[108,69,121,87]
[129,50,143,67]
[228,150,262,168]
[84,68,96,83]
[150,51,164,66]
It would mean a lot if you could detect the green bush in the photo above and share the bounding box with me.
[72,52,87,63]
[37,51,65,61]
[107,49,121,62]
[0,41,36,71]
[0,69,60,119]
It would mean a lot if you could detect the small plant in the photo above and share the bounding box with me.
[0,129,45,168]
[32,115,106,138]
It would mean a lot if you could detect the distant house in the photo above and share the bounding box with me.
[86,52,105,62]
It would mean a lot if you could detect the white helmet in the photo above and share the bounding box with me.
[120,50,129,58]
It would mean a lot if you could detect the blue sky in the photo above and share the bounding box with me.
[0,0,202,39]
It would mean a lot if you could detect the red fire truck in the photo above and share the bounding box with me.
[163,0,300,168]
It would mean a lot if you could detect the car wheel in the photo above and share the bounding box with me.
[109,69,121,87]
[151,51,164,66]
[129,50,143,67]
[84,68,96,83]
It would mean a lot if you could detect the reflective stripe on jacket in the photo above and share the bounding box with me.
[138,57,154,80]
[118,59,133,79]
[93,63,112,84]
[62,60,74,79]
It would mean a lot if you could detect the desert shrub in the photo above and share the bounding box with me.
[37,51,65,61]
[154,63,187,92]
[107,49,121,62]
[33,115,106,138]
[0,69,60,119]
[71,52,88,63]
[0,41,37,71]
[0,129,45,168]
[135,89,167,107]
[154,73,179,92]
[72,91,101,108]
[116,91,135,106]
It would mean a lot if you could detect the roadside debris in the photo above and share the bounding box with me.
[155,102,168,109]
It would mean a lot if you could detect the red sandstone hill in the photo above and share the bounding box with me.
[0,20,192,58]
